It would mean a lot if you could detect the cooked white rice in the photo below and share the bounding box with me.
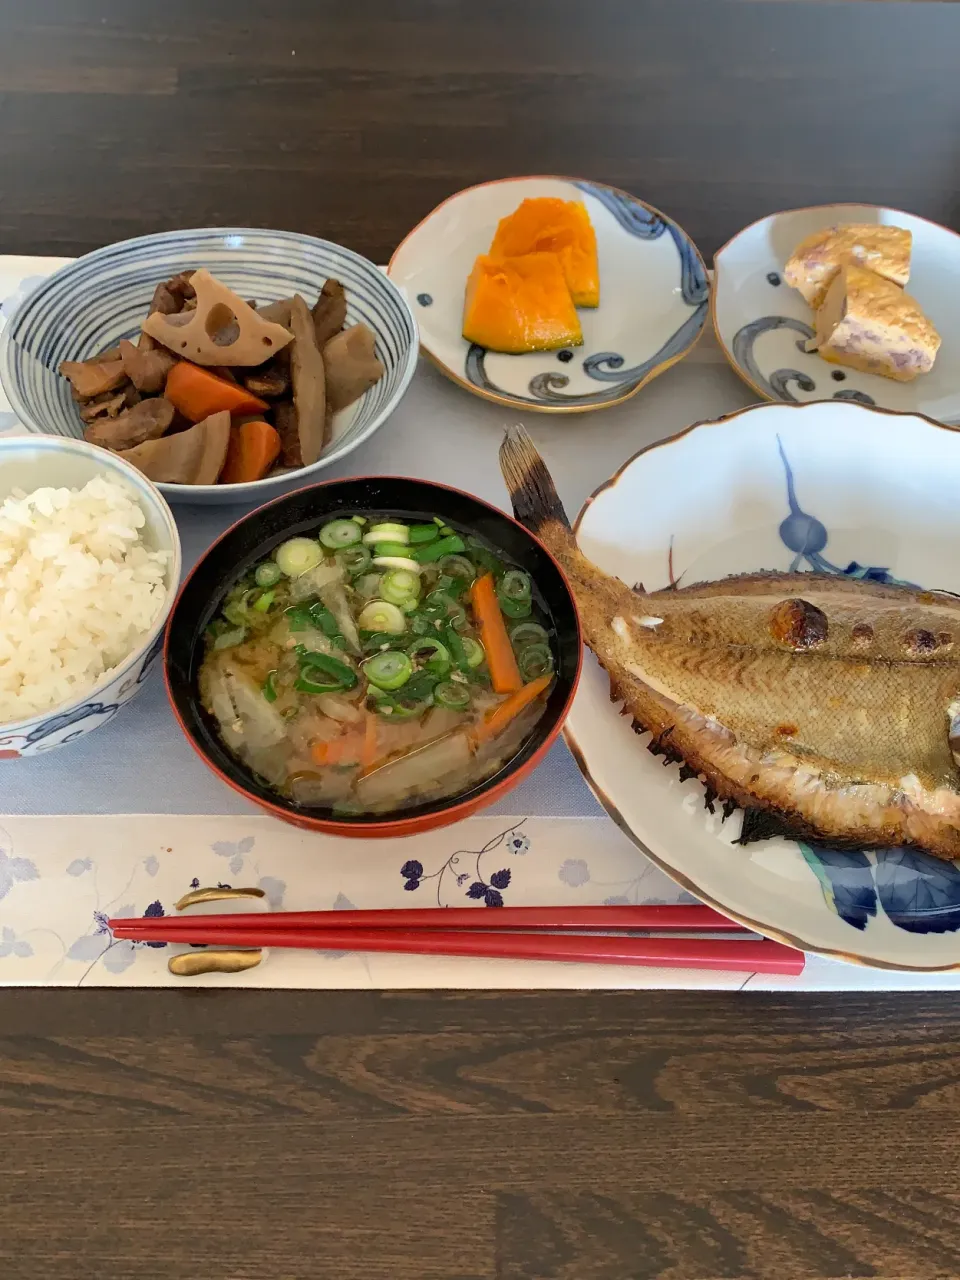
[0,475,170,723]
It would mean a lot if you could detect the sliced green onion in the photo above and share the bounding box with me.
[435,572,469,600]
[308,602,341,639]
[252,589,275,613]
[408,612,438,637]
[498,569,532,603]
[425,591,467,630]
[262,670,279,702]
[461,636,485,669]
[372,556,420,572]
[361,629,408,653]
[465,536,503,576]
[433,516,445,527]
[370,541,409,558]
[319,519,363,549]
[296,672,343,694]
[358,600,406,634]
[439,525,455,537]
[363,649,413,691]
[424,589,456,615]
[443,625,471,673]
[438,554,475,584]
[379,568,420,606]
[407,637,451,675]
[212,626,246,650]
[275,537,323,578]
[284,604,315,632]
[222,599,248,627]
[297,650,358,690]
[498,595,531,618]
[354,572,382,600]
[254,561,282,588]
[334,545,372,577]
[351,515,367,525]
[409,523,439,544]
[363,522,409,546]
[412,534,466,564]
[372,689,433,719]
[434,680,471,710]
[405,670,441,700]
[518,643,554,681]
[509,622,550,650]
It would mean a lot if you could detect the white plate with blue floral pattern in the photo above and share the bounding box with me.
[389,176,708,413]
[713,203,960,424]
[564,399,960,970]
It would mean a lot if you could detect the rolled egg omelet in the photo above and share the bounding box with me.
[811,264,941,382]
[785,224,912,309]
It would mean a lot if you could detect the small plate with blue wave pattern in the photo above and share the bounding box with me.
[713,203,960,424]
[389,176,708,413]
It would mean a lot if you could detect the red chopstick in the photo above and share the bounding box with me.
[110,922,802,973]
[109,903,742,935]
[109,905,804,974]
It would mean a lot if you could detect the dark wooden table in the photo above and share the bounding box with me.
[4,4,960,1277]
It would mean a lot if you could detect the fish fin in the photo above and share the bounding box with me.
[499,426,572,537]
[646,726,675,758]
[734,806,842,848]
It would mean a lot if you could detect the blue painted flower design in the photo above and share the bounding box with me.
[776,438,912,584]
[0,926,33,959]
[398,822,527,906]
[771,442,948,933]
[801,845,960,935]
[663,440,955,935]
[0,837,38,901]
[559,858,590,888]
[212,835,255,876]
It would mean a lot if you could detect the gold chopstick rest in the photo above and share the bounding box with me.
[174,885,265,911]
[167,884,265,977]
[168,949,263,976]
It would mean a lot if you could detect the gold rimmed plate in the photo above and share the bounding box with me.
[713,203,960,423]
[564,399,960,970]
[389,176,708,414]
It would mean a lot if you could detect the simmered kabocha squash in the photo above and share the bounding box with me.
[462,253,583,354]
[489,197,600,308]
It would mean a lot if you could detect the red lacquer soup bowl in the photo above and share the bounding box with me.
[164,475,582,837]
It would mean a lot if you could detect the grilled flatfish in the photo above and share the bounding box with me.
[500,426,960,860]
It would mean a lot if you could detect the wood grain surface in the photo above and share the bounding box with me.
[5,3,960,1278]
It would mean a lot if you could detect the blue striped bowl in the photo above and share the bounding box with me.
[0,228,419,505]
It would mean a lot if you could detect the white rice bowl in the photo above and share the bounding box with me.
[0,475,170,722]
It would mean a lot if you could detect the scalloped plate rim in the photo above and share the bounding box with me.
[388,174,709,414]
[563,398,960,971]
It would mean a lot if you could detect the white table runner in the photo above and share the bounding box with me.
[4,255,959,990]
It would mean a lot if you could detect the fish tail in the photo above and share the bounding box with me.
[499,426,576,561]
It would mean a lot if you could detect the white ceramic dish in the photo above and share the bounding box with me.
[565,399,960,970]
[389,176,707,413]
[713,204,960,423]
[0,435,181,757]
[0,228,419,505]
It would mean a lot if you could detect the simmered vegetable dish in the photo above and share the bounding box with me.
[199,514,557,814]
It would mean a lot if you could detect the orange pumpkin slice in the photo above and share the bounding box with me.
[489,197,600,308]
[462,253,583,354]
